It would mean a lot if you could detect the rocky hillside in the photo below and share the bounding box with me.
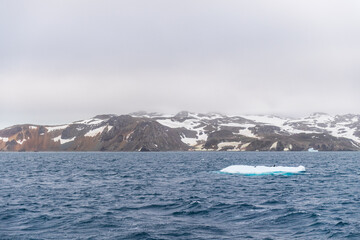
[0,115,188,152]
[1,112,360,151]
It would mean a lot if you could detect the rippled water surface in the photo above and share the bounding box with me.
[1,152,360,239]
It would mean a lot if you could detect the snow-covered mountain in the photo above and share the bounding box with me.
[0,112,359,151]
[132,111,360,151]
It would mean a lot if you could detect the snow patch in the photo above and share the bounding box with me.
[181,135,198,146]
[52,136,76,144]
[242,115,315,135]
[351,141,360,148]
[270,141,278,150]
[0,137,9,142]
[284,144,293,151]
[220,123,258,138]
[220,123,245,127]
[217,141,240,151]
[125,131,134,141]
[238,128,258,138]
[16,139,27,145]
[157,118,208,146]
[74,118,104,125]
[46,125,68,132]
[323,123,360,143]
[84,126,107,137]
[244,115,288,126]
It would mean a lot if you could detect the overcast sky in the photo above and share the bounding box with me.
[1,0,360,128]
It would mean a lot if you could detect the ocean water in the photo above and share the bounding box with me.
[1,152,360,240]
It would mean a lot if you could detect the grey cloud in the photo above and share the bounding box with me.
[0,0,360,128]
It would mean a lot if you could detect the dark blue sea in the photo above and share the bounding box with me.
[1,152,360,239]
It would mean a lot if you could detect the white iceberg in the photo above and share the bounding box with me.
[308,148,319,152]
[220,165,306,175]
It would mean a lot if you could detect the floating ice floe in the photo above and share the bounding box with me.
[220,165,306,175]
[308,148,319,152]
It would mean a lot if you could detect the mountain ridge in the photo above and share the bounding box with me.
[1,111,359,152]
